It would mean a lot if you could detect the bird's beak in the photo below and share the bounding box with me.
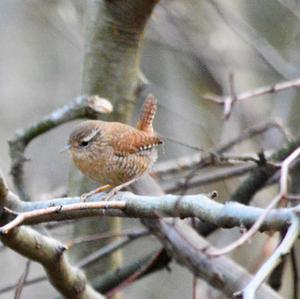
[60,144,71,153]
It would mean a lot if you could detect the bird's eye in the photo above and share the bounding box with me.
[79,140,89,147]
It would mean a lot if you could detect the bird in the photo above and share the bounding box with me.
[65,94,162,200]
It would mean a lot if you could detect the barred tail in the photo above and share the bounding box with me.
[136,94,157,133]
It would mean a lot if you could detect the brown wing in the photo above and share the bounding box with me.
[112,127,162,157]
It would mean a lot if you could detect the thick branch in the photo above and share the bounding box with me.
[144,219,282,299]
[1,191,297,233]
[0,171,104,299]
[131,176,284,299]
[1,226,104,299]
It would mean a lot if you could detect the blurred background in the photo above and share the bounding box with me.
[1,0,300,298]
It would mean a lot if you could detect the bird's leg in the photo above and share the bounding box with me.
[104,177,140,201]
[80,184,111,202]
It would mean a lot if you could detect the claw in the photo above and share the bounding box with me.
[80,184,111,202]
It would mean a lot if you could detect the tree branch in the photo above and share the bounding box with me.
[0,170,105,299]
[196,136,300,236]
[235,214,300,299]
[204,77,300,106]
[164,164,256,193]
[1,190,297,234]
[1,226,104,299]
[144,219,283,299]
[91,249,171,295]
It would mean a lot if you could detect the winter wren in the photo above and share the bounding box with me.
[66,94,162,198]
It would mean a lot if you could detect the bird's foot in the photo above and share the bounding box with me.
[80,184,111,202]
[103,188,118,201]
[103,178,140,201]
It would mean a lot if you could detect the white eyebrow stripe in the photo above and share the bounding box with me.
[83,128,101,142]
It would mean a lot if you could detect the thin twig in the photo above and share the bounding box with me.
[224,72,238,119]
[235,214,300,299]
[14,260,31,299]
[144,217,283,299]
[206,146,300,256]
[178,121,288,194]
[0,169,8,204]
[0,276,46,295]
[76,230,150,268]
[204,77,300,115]
[66,228,149,248]
[192,275,197,299]
[0,249,170,296]
[0,201,126,234]
[105,248,166,298]
[153,120,289,179]
[164,164,256,193]
[1,226,104,299]
[291,246,299,299]
[205,194,283,257]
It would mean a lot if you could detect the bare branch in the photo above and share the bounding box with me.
[144,219,282,299]
[164,164,256,193]
[75,229,149,268]
[196,134,300,237]
[204,76,300,116]
[153,120,288,179]
[205,194,283,257]
[0,169,8,204]
[91,249,171,295]
[235,214,300,299]
[1,190,298,234]
[206,146,300,256]
[104,248,166,298]
[1,201,126,234]
[14,260,31,299]
[136,177,284,298]
[66,228,149,248]
[290,247,299,299]
[0,249,170,297]
[1,226,104,299]
[175,122,289,195]
[224,72,238,119]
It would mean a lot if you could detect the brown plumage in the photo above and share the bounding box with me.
[67,94,162,191]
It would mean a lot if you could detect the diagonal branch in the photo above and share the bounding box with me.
[1,226,104,299]
[235,214,300,299]
[144,219,283,299]
[14,260,31,299]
